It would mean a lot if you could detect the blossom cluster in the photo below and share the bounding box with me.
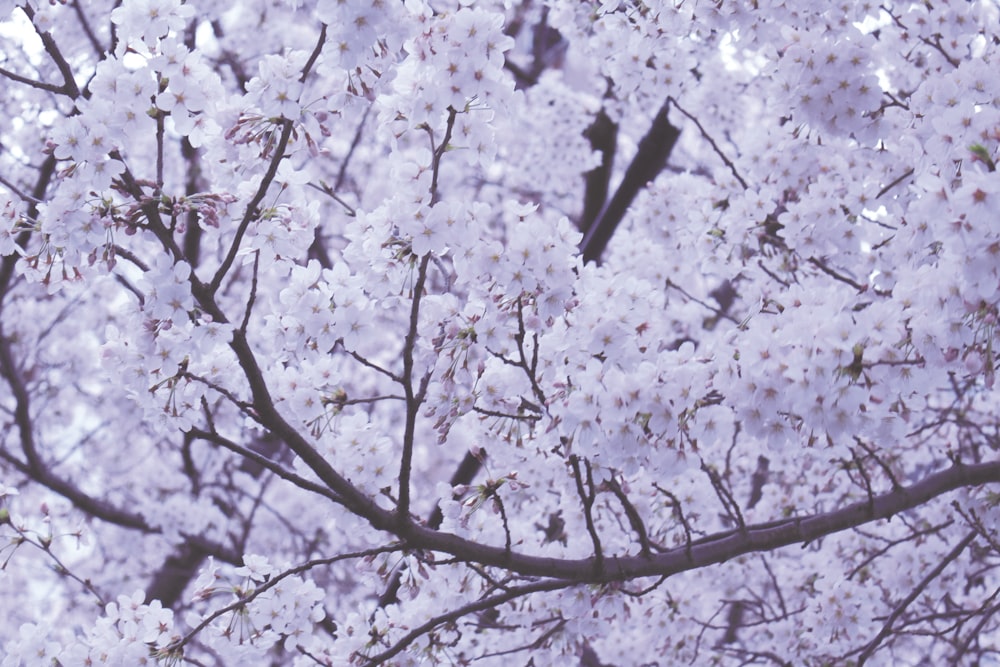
[2,591,176,666]
[379,5,516,166]
[1,0,1000,665]
[775,26,883,137]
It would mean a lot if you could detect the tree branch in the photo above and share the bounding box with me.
[186,427,345,504]
[580,108,617,234]
[165,545,404,655]
[668,96,747,189]
[21,4,81,99]
[208,25,325,295]
[360,579,572,666]
[397,254,432,523]
[386,460,1000,584]
[570,455,604,576]
[0,337,240,565]
[580,99,679,264]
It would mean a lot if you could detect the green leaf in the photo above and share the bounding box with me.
[968,143,997,172]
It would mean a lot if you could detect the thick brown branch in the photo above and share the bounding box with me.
[388,460,1000,583]
[162,275,1000,589]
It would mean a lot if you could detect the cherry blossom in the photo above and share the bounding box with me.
[1,0,1000,665]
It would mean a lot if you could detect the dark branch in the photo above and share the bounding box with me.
[580,108,617,234]
[580,100,679,264]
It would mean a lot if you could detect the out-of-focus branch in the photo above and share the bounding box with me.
[580,108,617,235]
[0,155,56,306]
[0,334,240,565]
[580,100,679,265]
[503,6,565,89]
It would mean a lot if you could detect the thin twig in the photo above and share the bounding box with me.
[186,428,344,504]
[397,255,432,523]
[70,0,106,57]
[429,107,458,203]
[208,27,326,294]
[606,475,652,557]
[165,546,404,654]
[239,250,260,335]
[0,174,42,204]
[807,257,867,291]
[348,349,402,383]
[702,463,747,531]
[876,167,914,199]
[669,96,748,189]
[0,65,72,95]
[854,438,902,491]
[570,455,604,576]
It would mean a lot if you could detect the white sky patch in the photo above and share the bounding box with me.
[718,30,768,76]
[0,9,43,59]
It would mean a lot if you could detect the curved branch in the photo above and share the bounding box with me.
[387,460,1000,584]
[0,335,241,565]
[606,475,652,557]
[0,65,73,95]
[668,96,747,190]
[175,271,1000,589]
